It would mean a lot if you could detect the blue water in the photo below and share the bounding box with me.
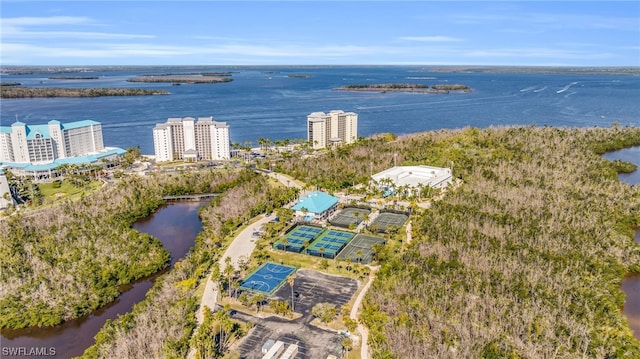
[1,66,639,155]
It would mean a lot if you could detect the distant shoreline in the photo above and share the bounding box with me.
[1,65,638,76]
[48,76,99,80]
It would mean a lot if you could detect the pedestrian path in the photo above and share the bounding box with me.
[350,268,377,359]
[188,214,273,359]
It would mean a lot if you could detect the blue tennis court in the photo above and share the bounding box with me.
[275,225,325,253]
[306,229,354,259]
[239,262,297,295]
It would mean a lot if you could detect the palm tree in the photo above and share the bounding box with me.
[303,239,310,254]
[287,274,296,312]
[281,237,289,252]
[253,293,265,312]
[342,337,353,355]
[224,257,234,297]
[232,281,240,299]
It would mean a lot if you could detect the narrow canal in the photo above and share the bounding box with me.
[0,201,208,358]
[601,146,640,340]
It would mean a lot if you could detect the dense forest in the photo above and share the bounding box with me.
[82,173,298,358]
[2,124,639,357]
[0,169,249,329]
[278,125,640,357]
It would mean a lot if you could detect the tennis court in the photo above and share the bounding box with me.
[239,262,297,295]
[329,207,371,228]
[336,234,386,264]
[306,229,354,259]
[369,211,409,233]
[274,225,324,253]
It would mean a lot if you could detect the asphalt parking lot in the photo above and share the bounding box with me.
[234,269,358,359]
[271,269,358,320]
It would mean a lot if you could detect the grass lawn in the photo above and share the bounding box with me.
[39,179,102,205]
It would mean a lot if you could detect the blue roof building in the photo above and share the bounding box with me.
[291,191,339,221]
[0,120,124,180]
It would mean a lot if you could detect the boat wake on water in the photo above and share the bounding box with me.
[557,82,579,93]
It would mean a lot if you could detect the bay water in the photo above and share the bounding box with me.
[1,66,638,154]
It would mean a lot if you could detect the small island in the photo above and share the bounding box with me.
[1,87,169,98]
[127,74,233,84]
[334,83,471,93]
[287,74,311,78]
[48,76,99,80]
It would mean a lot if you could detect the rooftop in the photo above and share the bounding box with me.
[291,190,338,214]
[372,165,452,188]
[0,120,100,140]
[0,147,125,172]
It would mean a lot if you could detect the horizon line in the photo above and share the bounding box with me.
[2,64,640,68]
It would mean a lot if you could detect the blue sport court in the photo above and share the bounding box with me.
[239,262,297,295]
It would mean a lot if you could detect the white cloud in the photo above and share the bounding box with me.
[1,41,389,64]
[2,16,94,26]
[466,47,615,60]
[453,11,639,32]
[1,15,153,40]
[7,30,155,40]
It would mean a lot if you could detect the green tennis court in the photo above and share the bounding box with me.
[336,234,386,264]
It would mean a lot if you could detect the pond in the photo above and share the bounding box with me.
[0,201,208,358]
[601,147,640,340]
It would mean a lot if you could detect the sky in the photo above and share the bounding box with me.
[1,1,639,67]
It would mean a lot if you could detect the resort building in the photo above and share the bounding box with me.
[371,165,453,195]
[0,120,124,180]
[307,110,358,149]
[291,190,339,221]
[1,120,105,163]
[153,116,230,162]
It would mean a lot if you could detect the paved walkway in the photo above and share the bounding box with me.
[196,214,274,324]
[350,269,377,359]
[189,214,274,359]
[266,171,303,189]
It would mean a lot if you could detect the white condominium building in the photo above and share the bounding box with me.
[153,116,230,162]
[0,120,104,164]
[307,110,358,149]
